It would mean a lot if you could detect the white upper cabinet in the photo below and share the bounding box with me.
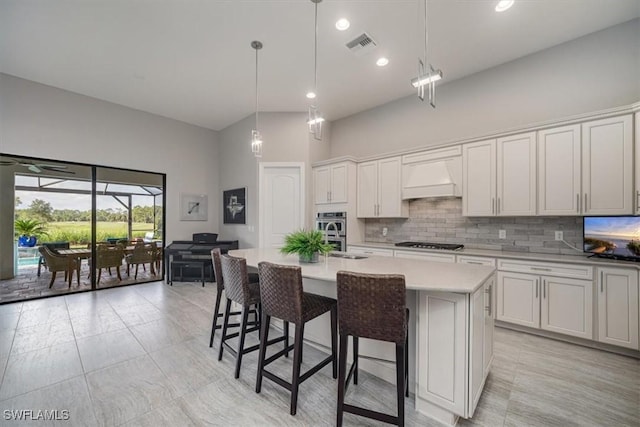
[496,132,537,216]
[463,132,535,216]
[582,115,633,215]
[313,162,349,205]
[538,125,582,215]
[357,157,408,218]
[462,140,496,216]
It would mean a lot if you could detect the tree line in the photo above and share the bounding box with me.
[15,198,161,223]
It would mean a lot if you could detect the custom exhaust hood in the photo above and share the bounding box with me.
[401,147,462,199]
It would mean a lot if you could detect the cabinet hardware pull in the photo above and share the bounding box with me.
[543,279,546,299]
[531,267,551,271]
[492,198,495,214]
[637,190,640,212]
[329,191,332,201]
[577,194,580,213]
[485,285,492,317]
[535,279,539,298]
[600,271,603,292]
[468,261,482,265]
[497,198,500,215]
[584,193,588,212]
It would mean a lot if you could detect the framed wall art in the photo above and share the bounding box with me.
[180,193,208,221]
[223,187,246,224]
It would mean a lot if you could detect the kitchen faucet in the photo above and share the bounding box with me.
[325,221,339,246]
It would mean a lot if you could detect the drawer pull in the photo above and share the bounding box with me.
[467,261,482,265]
[531,267,551,271]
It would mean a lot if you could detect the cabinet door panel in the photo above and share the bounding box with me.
[538,125,581,215]
[597,268,639,350]
[582,115,633,215]
[497,271,540,328]
[540,277,593,339]
[417,292,467,416]
[313,167,330,204]
[378,157,404,217]
[357,162,378,217]
[330,164,348,203]
[462,140,496,216]
[497,132,536,216]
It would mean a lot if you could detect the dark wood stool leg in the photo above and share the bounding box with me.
[290,323,304,416]
[353,336,359,385]
[255,313,271,393]
[284,321,290,358]
[337,333,348,427]
[234,306,250,379]
[396,343,405,427]
[218,298,232,361]
[209,284,224,347]
[405,331,409,397]
[331,305,338,379]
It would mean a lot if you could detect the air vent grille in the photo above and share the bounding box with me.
[345,33,377,56]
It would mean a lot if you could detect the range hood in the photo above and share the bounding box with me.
[401,148,462,199]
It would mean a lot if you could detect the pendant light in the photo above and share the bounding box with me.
[411,0,442,107]
[251,40,263,157]
[308,0,323,140]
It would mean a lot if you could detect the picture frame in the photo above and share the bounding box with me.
[180,193,208,221]
[223,187,247,224]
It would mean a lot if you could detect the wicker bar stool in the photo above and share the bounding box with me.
[208,248,259,348]
[336,271,409,427]
[218,254,287,379]
[256,261,338,416]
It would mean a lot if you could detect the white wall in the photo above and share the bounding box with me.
[0,73,220,245]
[217,112,331,248]
[329,19,640,158]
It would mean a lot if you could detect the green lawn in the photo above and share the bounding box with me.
[44,221,155,244]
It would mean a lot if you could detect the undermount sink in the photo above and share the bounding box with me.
[328,252,368,260]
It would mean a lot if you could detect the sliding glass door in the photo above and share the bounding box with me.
[0,153,165,304]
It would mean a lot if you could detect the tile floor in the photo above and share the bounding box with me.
[0,281,638,426]
[0,263,162,304]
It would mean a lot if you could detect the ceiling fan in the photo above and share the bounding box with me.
[0,159,75,174]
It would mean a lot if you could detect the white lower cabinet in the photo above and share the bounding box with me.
[497,270,593,340]
[596,267,639,350]
[416,276,494,423]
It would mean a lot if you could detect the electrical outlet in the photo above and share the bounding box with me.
[555,231,563,241]
[382,227,388,237]
[498,230,506,239]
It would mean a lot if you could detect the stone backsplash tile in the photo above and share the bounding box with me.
[364,198,584,255]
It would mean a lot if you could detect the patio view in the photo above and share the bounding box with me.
[0,154,165,304]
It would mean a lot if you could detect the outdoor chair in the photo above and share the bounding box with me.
[38,245,79,288]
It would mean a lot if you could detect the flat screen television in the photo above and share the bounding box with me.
[583,216,640,261]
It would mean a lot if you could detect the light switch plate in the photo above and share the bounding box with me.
[498,230,506,239]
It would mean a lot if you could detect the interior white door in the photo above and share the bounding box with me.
[260,164,304,249]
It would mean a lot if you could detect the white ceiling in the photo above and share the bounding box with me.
[1,0,639,131]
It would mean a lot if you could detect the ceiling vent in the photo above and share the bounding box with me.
[345,33,377,56]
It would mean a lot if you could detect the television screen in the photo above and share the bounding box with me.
[583,216,640,259]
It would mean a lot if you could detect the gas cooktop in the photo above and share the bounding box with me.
[395,241,464,251]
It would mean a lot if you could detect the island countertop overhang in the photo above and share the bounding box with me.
[229,248,495,293]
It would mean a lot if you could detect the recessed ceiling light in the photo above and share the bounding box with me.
[376,57,389,67]
[306,91,316,99]
[495,0,514,12]
[335,18,350,31]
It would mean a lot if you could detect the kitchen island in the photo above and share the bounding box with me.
[230,248,496,426]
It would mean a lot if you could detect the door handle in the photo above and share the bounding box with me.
[535,279,539,298]
[600,271,604,292]
[485,284,492,317]
[543,279,546,299]
[584,193,588,212]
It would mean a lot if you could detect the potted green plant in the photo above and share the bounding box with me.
[280,229,335,263]
[14,218,49,247]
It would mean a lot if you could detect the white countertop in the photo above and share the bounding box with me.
[349,242,640,269]
[229,248,495,293]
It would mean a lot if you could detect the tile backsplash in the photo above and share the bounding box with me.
[364,198,584,255]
